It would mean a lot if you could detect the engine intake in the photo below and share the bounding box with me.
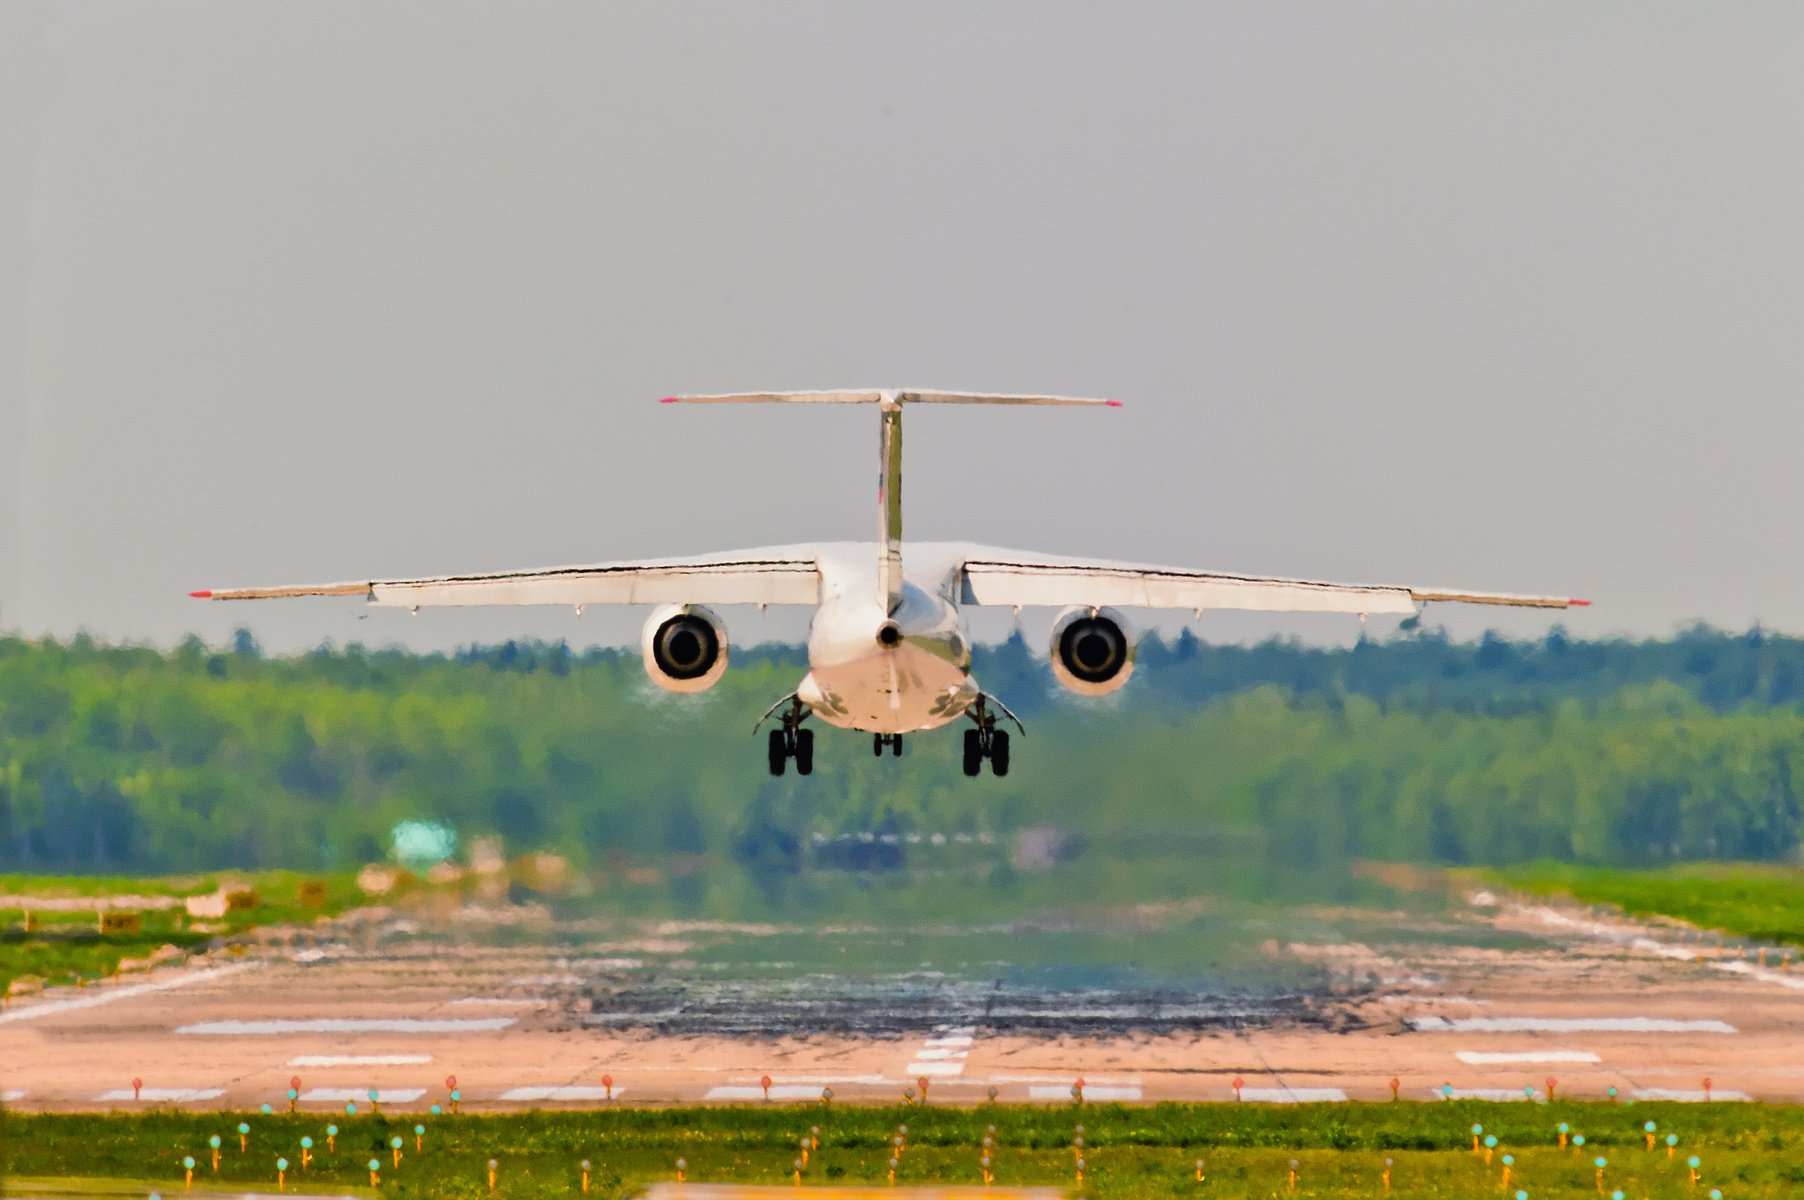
[1049,606,1135,696]
[642,604,729,693]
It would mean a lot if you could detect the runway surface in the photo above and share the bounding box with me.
[0,891,1794,1111]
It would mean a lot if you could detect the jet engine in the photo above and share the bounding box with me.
[642,604,729,693]
[1049,606,1135,696]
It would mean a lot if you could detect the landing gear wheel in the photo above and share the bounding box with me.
[990,729,1010,777]
[872,734,884,757]
[794,728,815,776]
[963,729,982,777]
[768,728,788,777]
[891,734,904,757]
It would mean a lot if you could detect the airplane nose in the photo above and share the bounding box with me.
[876,620,902,648]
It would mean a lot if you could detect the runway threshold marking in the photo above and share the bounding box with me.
[1028,1085,1143,1102]
[96,1087,225,1102]
[177,1017,516,1035]
[1410,1016,1737,1034]
[1236,1087,1349,1104]
[288,1054,433,1066]
[499,1086,619,1102]
[300,1088,426,1103]
[1456,1050,1601,1064]
[0,1089,26,1101]
[0,964,254,1026]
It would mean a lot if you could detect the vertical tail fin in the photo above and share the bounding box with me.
[659,389,1121,614]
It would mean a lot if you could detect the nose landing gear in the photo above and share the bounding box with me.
[873,733,904,757]
[962,695,1018,777]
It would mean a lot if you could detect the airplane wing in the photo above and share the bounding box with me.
[192,549,821,609]
[958,551,1587,615]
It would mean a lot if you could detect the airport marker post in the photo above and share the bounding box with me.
[1645,1121,1658,1151]
[1232,1075,1243,1102]
[132,1076,143,1101]
[208,1134,221,1171]
[1703,1076,1713,1101]
[1381,1156,1392,1189]
[581,1158,592,1193]
[287,1087,298,1113]
[1501,1153,1514,1189]
[489,1157,500,1191]
[368,1158,381,1187]
[277,1156,288,1192]
[1484,1134,1498,1163]
[603,1073,614,1101]
[182,1156,195,1190]
[326,1124,338,1154]
[238,1122,250,1153]
[761,1074,772,1101]
[391,1135,404,1168]
[1666,1134,1678,1158]
[1547,1077,1558,1101]
[415,1123,426,1152]
[918,1074,931,1103]
[1389,1075,1399,1102]
[300,1136,313,1169]
[1594,1155,1608,1191]
[1286,1158,1298,1191]
[1558,1122,1569,1149]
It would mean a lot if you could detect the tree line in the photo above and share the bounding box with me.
[0,624,1800,880]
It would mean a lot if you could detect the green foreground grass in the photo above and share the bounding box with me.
[1483,861,1804,948]
[2,1103,1797,1199]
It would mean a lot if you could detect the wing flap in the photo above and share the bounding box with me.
[197,555,821,608]
[962,557,1581,615]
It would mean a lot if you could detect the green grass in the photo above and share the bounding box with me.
[2,1103,1798,1198]
[1480,861,1804,948]
[0,870,361,993]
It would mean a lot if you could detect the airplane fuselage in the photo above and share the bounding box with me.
[795,543,982,735]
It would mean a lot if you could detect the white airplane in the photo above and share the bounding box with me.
[193,389,1588,777]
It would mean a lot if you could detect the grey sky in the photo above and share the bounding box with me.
[3,3,1802,655]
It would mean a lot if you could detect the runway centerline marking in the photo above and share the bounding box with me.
[1410,1016,1736,1034]
[0,964,254,1026]
[1433,1088,1539,1101]
[1636,1088,1751,1102]
[1456,1050,1601,1065]
[177,1017,515,1035]
[707,1085,834,1101]
[288,1055,433,1067]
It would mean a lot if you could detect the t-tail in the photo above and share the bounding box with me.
[660,389,1122,612]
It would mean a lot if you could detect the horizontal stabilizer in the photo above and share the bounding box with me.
[661,388,1120,408]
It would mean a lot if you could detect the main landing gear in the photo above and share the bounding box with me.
[873,733,904,757]
[962,696,1011,778]
[764,697,813,777]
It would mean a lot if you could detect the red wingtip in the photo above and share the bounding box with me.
[1568,598,1592,607]
[658,396,679,404]
[189,589,213,599]
[1104,399,1124,407]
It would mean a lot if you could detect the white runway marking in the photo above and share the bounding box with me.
[499,1086,619,1102]
[922,1035,974,1048]
[907,1062,966,1077]
[707,1085,834,1101]
[911,1048,961,1060]
[1456,1050,1601,1065]
[0,964,253,1026]
[300,1088,426,1103]
[450,997,545,1008]
[1434,1088,1539,1101]
[1029,1085,1144,1102]
[1635,1088,1751,1102]
[1,1089,26,1101]
[177,1017,515,1035]
[96,1087,224,1102]
[1410,1016,1736,1034]
[1237,1087,1348,1103]
[288,1055,433,1067]
[905,1024,975,1079]
[985,1073,1141,1085]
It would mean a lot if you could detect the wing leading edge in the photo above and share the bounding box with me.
[959,554,1587,615]
[193,551,821,609]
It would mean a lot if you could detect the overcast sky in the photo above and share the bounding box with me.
[3,3,1802,655]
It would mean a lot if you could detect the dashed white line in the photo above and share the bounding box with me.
[1635,1088,1751,1102]
[289,1055,432,1067]
[706,1085,826,1101]
[1237,1087,1348,1103]
[499,1086,618,1102]
[1433,1088,1539,1101]
[1029,1085,1143,1102]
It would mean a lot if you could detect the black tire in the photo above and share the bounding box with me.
[990,729,1011,777]
[794,728,815,776]
[892,734,904,757]
[963,729,983,777]
[768,728,788,776]
[872,734,884,757]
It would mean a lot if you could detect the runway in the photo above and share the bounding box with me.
[0,893,1796,1111]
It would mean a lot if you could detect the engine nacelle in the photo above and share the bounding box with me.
[1049,606,1135,696]
[642,604,729,693]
